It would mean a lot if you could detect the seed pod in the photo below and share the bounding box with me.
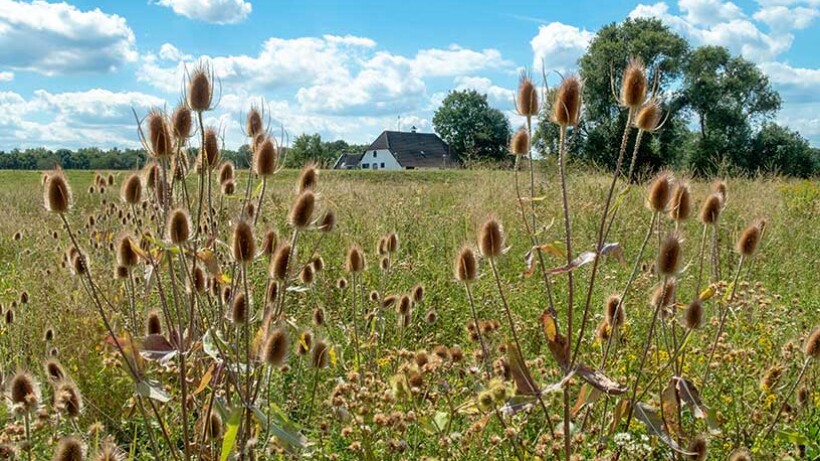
[634,99,662,132]
[318,209,336,233]
[230,292,249,325]
[657,233,682,276]
[172,104,192,140]
[478,218,504,258]
[289,191,315,229]
[647,172,671,213]
[53,436,84,461]
[202,128,220,169]
[517,76,539,116]
[510,129,529,155]
[804,327,820,360]
[298,163,318,193]
[262,328,288,366]
[147,110,173,158]
[454,245,478,282]
[668,182,692,221]
[345,245,365,273]
[254,137,277,178]
[188,65,213,112]
[166,208,191,244]
[311,341,329,368]
[552,75,582,127]
[246,106,264,139]
[121,174,142,205]
[605,295,624,328]
[736,222,762,257]
[684,299,704,329]
[116,234,139,268]
[232,220,256,264]
[146,311,162,335]
[699,193,722,225]
[270,244,291,281]
[621,57,648,109]
[45,172,72,213]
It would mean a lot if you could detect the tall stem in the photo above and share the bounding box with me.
[703,256,745,385]
[557,124,574,461]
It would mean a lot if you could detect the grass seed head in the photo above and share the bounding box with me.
[289,190,315,229]
[45,172,72,214]
[254,137,277,178]
[53,437,84,461]
[478,218,504,259]
[232,220,256,264]
[516,76,539,117]
[552,75,582,127]
[621,57,648,109]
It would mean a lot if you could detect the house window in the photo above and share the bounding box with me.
[380,163,385,168]
[372,163,377,170]
[373,151,377,158]
[362,163,369,169]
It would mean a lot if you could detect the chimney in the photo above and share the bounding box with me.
[410,125,417,133]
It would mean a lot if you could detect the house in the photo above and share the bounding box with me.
[333,127,457,170]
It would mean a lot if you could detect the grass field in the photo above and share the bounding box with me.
[1,166,819,460]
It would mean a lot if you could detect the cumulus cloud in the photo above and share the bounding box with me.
[0,0,136,75]
[0,71,13,82]
[679,0,745,25]
[155,0,252,25]
[753,5,819,30]
[530,22,594,72]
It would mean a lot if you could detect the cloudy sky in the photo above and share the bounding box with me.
[0,0,818,150]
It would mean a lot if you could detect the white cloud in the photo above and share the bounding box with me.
[679,0,745,25]
[156,0,252,25]
[0,0,136,75]
[453,76,515,107]
[412,45,509,77]
[753,5,819,30]
[530,22,594,72]
[0,71,13,82]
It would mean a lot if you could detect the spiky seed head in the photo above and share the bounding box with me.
[116,235,138,268]
[412,284,425,303]
[171,104,192,141]
[45,172,72,213]
[298,163,318,193]
[634,99,662,132]
[192,266,206,293]
[510,128,529,155]
[387,232,399,253]
[297,330,313,356]
[685,299,704,329]
[9,371,39,411]
[166,208,191,244]
[605,295,624,328]
[221,180,235,195]
[146,311,162,335]
[478,218,504,258]
[736,222,762,257]
[262,328,288,366]
[45,328,55,342]
[668,182,692,221]
[621,57,648,109]
[232,220,256,264]
[345,245,365,273]
[337,277,347,290]
[312,307,325,326]
[203,128,220,169]
[552,75,582,127]
[246,106,264,138]
[254,137,277,178]
[270,243,291,281]
[300,265,315,285]
[311,341,329,368]
[92,440,125,461]
[146,110,173,158]
[455,245,478,282]
[700,193,722,225]
[368,290,379,302]
[651,279,676,309]
[311,256,325,272]
[231,292,249,325]
[55,381,82,418]
[318,209,336,233]
[45,359,66,382]
[712,180,727,204]
[380,256,390,271]
[647,172,672,213]
[261,229,278,257]
[378,237,388,255]
[595,320,611,341]
[188,66,213,112]
[729,449,751,461]
[5,308,14,325]
[265,282,278,304]
[381,295,397,309]
[53,437,84,461]
[121,174,142,205]
[797,386,809,407]
[218,161,235,185]
[657,233,682,276]
[424,309,437,324]
[687,436,707,461]
[804,327,820,359]
[289,190,315,229]
[516,76,539,116]
[397,295,412,316]
[206,412,224,440]
[144,162,159,189]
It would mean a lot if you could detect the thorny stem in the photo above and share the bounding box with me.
[557,124,574,461]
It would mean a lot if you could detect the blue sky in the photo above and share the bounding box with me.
[0,0,818,150]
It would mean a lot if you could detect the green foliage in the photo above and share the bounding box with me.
[283,133,366,169]
[751,123,819,177]
[432,89,511,162]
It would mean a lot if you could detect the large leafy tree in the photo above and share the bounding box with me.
[682,46,781,175]
[433,89,510,163]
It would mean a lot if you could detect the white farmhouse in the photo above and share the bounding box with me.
[334,128,457,170]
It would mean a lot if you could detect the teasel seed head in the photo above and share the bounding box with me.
[231,292,250,325]
[797,385,809,407]
[454,245,478,282]
[261,229,278,258]
[368,290,379,302]
[191,266,206,293]
[120,174,142,205]
[605,295,624,328]
[424,309,437,324]
[729,449,751,461]
[298,163,319,193]
[270,243,291,281]
[92,440,125,461]
[262,328,289,366]
[510,128,529,155]
[311,256,324,272]
[736,221,762,257]
[218,161,234,185]
[221,179,235,195]
[378,237,387,255]
[202,127,220,169]
[171,104,192,141]
[313,307,325,327]
[634,99,663,132]
[552,75,582,127]
[265,281,278,304]
[699,193,722,225]
[647,172,672,213]
[687,435,707,461]
[254,136,277,178]
[55,380,82,418]
[146,311,162,335]
[53,436,84,461]
[412,284,425,303]
[684,299,704,329]
[289,190,315,229]
[300,264,315,285]
[316,209,336,233]
[311,340,329,368]
[146,110,173,158]
[187,65,213,112]
[232,219,256,264]
[45,359,66,382]
[657,233,682,276]
[205,412,224,440]
[337,277,347,290]
[668,182,692,221]
[387,231,399,253]
[9,371,39,411]
[380,256,389,271]
[804,327,820,360]
[166,208,191,244]
[381,295,397,309]
[397,295,412,316]
[712,180,727,204]
[478,218,504,258]
[651,279,676,309]
[516,75,539,117]
[297,330,313,356]
[116,234,138,268]
[45,172,72,213]
[246,106,264,139]
[44,328,55,342]
[621,57,648,109]
[345,245,365,273]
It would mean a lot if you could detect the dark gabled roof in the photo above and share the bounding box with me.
[367,131,456,168]
[333,152,364,169]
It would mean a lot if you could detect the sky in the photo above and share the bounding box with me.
[0,0,818,151]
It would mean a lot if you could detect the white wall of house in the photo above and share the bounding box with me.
[358,149,402,170]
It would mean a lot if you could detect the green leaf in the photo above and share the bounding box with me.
[219,408,243,461]
[432,411,450,433]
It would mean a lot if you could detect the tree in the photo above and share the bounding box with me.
[681,46,781,175]
[285,133,341,168]
[433,89,510,162]
[751,123,817,177]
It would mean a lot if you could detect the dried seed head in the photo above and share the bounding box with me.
[387,232,399,253]
[188,65,213,112]
[368,290,379,302]
[297,330,312,356]
[262,328,288,366]
[311,256,324,272]
[53,437,84,461]
[736,222,762,257]
[116,234,138,268]
[55,381,82,418]
[345,245,365,273]
[45,172,72,213]
[166,208,191,244]
[517,75,539,116]
[397,295,412,316]
[171,104,192,140]
[45,359,66,382]
[634,99,662,132]
[120,174,142,205]
[381,295,397,309]
[312,307,325,326]
[318,209,336,233]
[412,284,425,303]
[205,412,223,440]
[729,449,751,461]
[668,182,692,221]
[232,220,256,264]
[657,233,682,276]
[647,172,672,213]
[300,265,315,285]
[246,106,264,139]
[218,161,235,185]
[380,256,390,271]
[5,308,15,325]
[146,110,173,158]
[605,295,624,328]
[261,229,278,258]
[44,328,55,342]
[146,311,162,335]
[454,245,478,282]
[687,435,707,461]
[510,128,529,155]
[336,277,347,290]
[10,371,39,411]
[651,279,676,309]
[202,128,220,169]
[311,340,329,368]
[797,386,809,407]
[192,266,206,293]
[424,309,437,324]
[231,292,249,325]
[804,327,820,360]
[685,299,704,329]
[478,218,504,258]
[761,364,783,390]
[699,193,722,225]
[712,180,727,204]
[93,440,125,461]
[298,163,318,193]
[221,180,235,195]
[254,137,277,178]
[552,75,582,127]
[289,190,315,229]
[621,57,648,109]
[265,281,278,304]
[270,244,291,281]
[144,162,159,189]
